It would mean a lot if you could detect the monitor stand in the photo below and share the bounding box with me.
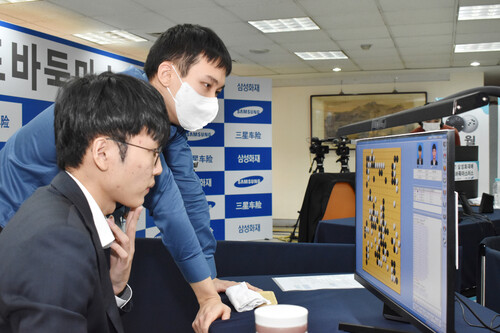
[382,303,410,323]
[338,322,412,333]
[338,304,412,333]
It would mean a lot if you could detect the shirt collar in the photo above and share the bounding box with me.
[66,171,115,248]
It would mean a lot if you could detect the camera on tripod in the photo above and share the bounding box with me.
[332,137,351,156]
[308,136,352,174]
[309,137,330,156]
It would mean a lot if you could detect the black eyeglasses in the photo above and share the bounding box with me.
[107,138,162,166]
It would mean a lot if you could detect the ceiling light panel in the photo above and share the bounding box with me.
[455,42,500,53]
[458,5,500,20]
[0,0,38,3]
[73,30,147,45]
[248,17,319,33]
[294,51,348,60]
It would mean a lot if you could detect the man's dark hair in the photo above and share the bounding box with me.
[54,72,170,170]
[418,145,422,152]
[144,24,232,79]
[432,144,437,151]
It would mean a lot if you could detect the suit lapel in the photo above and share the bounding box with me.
[51,172,124,333]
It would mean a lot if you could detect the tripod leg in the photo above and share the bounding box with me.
[289,212,301,242]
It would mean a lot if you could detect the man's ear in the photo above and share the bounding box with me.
[92,137,111,171]
[156,61,175,88]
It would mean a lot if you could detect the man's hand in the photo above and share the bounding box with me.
[213,278,262,293]
[190,277,231,333]
[192,296,231,333]
[107,206,141,295]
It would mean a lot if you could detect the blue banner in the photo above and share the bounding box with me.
[225,147,272,171]
[225,193,272,218]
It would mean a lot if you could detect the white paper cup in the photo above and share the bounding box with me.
[255,304,308,332]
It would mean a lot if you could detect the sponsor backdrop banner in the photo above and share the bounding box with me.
[1,21,272,241]
[0,21,143,151]
[0,20,163,236]
[188,76,273,240]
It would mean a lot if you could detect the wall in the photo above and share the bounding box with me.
[272,72,485,219]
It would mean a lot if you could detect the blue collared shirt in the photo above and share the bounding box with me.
[0,66,216,283]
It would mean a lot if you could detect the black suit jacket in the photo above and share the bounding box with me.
[0,172,124,333]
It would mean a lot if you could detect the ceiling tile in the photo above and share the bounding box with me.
[390,23,453,37]
[281,41,342,53]
[231,63,277,76]
[346,47,400,59]
[0,0,499,85]
[383,8,454,25]
[153,6,241,26]
[313,12,385,30]
[247,52,298,64]
[456,20,500,34]
[47,0,146,17]
[308,59,360,72]
[455,32,500,44]
[0,13,24,25]
[403,53,452,63]
[399,45,452,57]
[92,12,175,32]
[223,0,305,21]
[405,60,453,69]
[265,30,333,44]
[208,22,270,47]
[379,0,454,11]
[266,63,316,75]
[328,26,391,41]
[2,1,85,23]
[394,35,452,48]
[356,58,405,70]
[340,38,395,50]
[34,16,116,35]
[298,0,380,15]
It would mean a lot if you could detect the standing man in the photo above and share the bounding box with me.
[0,24,257,331]
[412,118,461,146]
[0,72,170,332]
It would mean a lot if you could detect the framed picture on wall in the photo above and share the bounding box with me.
[310,92,427,141]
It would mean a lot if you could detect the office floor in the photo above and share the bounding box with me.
[269,217,300,243]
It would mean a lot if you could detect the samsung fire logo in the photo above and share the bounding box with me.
[187,128,215,141]
[207,201,216,209]
[234,176,263,188]
[233,106,263,118]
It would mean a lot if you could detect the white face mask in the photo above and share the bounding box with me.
[166,65,219,131]
[422,121,441,131]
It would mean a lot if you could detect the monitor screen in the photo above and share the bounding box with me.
[354,130,456,333]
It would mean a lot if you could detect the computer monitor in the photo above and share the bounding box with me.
[353,130,456,333]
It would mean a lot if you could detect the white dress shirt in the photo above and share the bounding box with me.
[66,171,132,308]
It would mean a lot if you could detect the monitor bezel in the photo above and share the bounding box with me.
[354,130,456,333]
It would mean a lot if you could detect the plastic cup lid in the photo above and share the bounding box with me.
[255,304,308,328]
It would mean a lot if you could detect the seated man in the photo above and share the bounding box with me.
[0,72,170,332]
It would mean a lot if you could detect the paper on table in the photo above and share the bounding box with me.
[272,274,364,292]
